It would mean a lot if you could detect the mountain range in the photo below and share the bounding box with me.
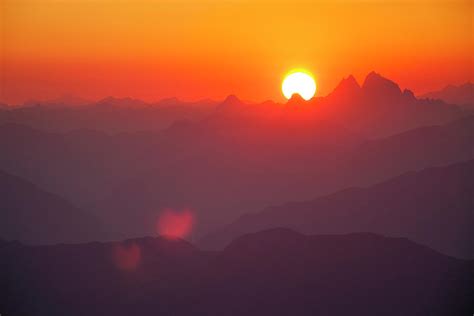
[0,97,217,133]
[421,82,474,106]
[1,72,471,136]
[0,72,472,250]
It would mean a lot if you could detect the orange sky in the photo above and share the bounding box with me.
[1,0,472,104]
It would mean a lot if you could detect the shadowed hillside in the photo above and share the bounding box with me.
[1,229,472,316]
[0,169,104,244]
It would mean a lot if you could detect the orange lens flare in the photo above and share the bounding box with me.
[156,208,194,239]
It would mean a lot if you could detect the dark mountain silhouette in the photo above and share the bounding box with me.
[326,74,361,101]
[0,229,472,315]
[201,159,474,258]
[315,72,468,137]
[0,169,104,244]
[362,71,403,101]
[286,92,308,106]
[206,72,464,138]
[421,82,474,106]
[214,94,246,113]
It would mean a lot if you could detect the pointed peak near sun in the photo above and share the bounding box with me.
[402,88,416,101]
[363,72,399,90]
[288,93,307,102]
[343,75,360,86]
[333,75,361,93]
[342,74,358,83]
[285,93,310,106]
[364,71,389,82]
[362,71,402,98]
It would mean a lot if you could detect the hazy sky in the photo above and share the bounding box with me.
[1,0,472,104]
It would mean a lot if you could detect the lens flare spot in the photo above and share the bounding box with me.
[157,208,194,239]
[112,243,141,271]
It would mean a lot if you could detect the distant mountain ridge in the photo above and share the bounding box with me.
[0,97,217,133]
[421,82,474,106]
[1,72,471,136]
[201,159,474,259]
[0,116,472,242]
[22,94,92,108]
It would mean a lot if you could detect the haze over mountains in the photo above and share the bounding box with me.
[0,97,217,133]
[1,229,472,316]
[421,82,474,107]
[201,159,474,258]
[0,170,104,244]
[0,72,469,135]
[0,72,472,253]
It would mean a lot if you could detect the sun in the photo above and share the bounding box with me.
[282,70,317,100]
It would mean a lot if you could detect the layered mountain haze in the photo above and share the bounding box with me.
[2,0,472,313]
[0,73,473,245]
[0,124,149,206]
[421,82,474,107]
[325,75,361,101]
[0,98,217,133]
[201,159,474,258]
[0,169,104,244]
[96,115,473,239]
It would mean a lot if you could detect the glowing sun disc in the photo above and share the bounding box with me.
[282,70,317,100]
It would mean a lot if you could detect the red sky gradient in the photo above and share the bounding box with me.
[1,0,472,104]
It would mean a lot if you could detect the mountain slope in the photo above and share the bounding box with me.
[0,169,104,244]
[0,230,472,316]
[201,159,474,258]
